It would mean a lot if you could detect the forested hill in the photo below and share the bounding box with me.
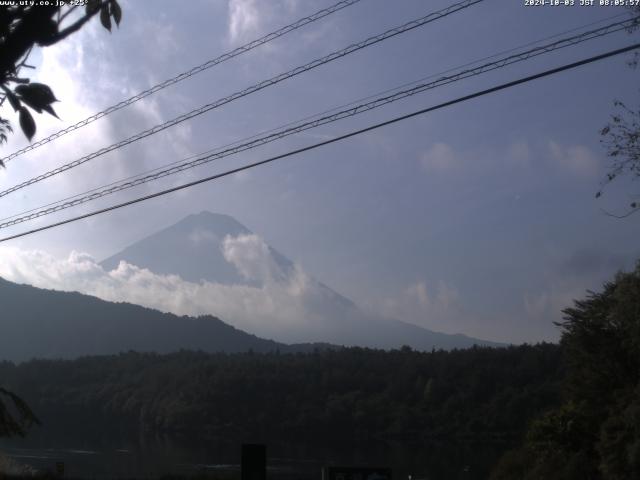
[0,278,329,362]
[0,345,563,477]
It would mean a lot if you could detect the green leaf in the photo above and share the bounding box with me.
[100,4,111,32]
[110,0,122,26]
[6,90,21,112]
[86,0,101,15]
[19,106,35,141]
[15,83,58,116]
[21,101,42,114]
[42,104,59,119]
[0,117,12,133]
[28,83,57,103]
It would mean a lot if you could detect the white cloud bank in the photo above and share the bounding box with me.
[0,234,333,343]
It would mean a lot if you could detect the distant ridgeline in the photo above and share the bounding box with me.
[0,274,498,362]
[0,277,332,361]
[0,345,564,478]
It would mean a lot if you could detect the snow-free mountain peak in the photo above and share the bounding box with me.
[101,211,256,284]
[100,212,502,349]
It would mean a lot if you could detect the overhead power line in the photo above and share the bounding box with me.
[0,0,364,165]
[0,0,483,200]
[1,42,638,243]
[0,15,634,230]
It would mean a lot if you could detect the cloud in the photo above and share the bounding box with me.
[0,15,194,216]
[434,280,461,310]
[406,281,429,308]
[523,291,551,319]
[0,234,340,343]
[131,16,179,64]
[523,287,579,324]
[228,0,261,43]
[420,143,459,172]
[380,280,463,333]
[548,141,599,178]
[507,140,531,168]
[226,0,305,52]
[188,228,220,245]
[222,233,284,283]
[522,248,633,326]
[559,248,627,278]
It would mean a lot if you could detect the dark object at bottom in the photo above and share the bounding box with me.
[242,443,266,480]
[323,466,392,480]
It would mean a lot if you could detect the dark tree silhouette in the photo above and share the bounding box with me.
[596,7,640,217]
[0,344,564,478]
[0,0,122,153]
[0,387,39,437]
[491,262,640,480]
[598,101,640,217]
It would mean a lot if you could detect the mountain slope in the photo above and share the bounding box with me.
[0,278,325,362]
[99,212,503,350]
[101,211,355,309]
[101,212,252,285]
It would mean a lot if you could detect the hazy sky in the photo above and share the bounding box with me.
[0,0,639,344]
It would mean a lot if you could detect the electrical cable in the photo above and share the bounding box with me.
[0,0,364,164]
[0,15,634,229]
[1,42,637,243]
[0,0,483,199]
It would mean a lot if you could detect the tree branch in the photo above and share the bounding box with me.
[58,5,79,24]
[0,6,57,81]
[601,207,640,219]
[45,1,108,44]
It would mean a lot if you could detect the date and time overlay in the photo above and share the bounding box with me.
[0,0,638,7]
[0,1,94,6]
[525,0,639,6]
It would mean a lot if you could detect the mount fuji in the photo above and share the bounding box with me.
[100,211,501,350]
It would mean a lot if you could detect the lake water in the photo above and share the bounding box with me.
[0,429,505,479]
[0,437,324,479]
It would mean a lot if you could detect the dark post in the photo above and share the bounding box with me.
[242,443,266,480]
